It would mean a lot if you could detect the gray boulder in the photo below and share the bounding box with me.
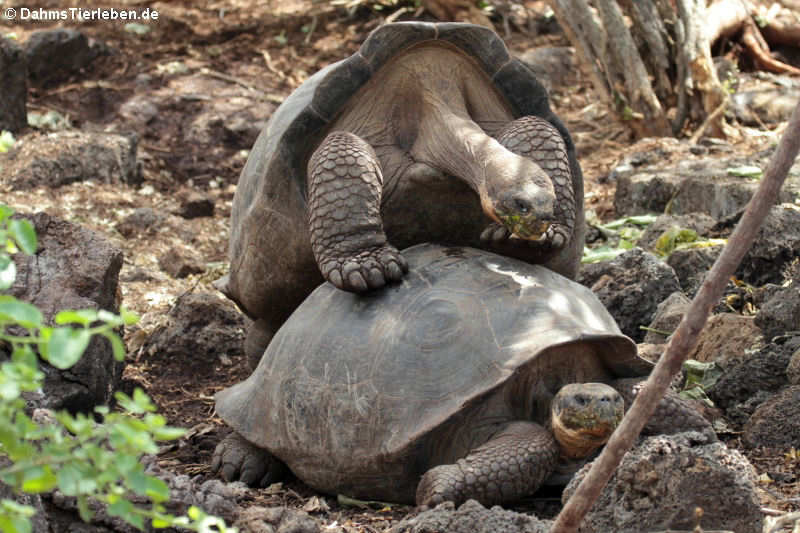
[644,291,690,344]
[0,130,141,189]
[562,432,762,533]
[755,278,800,341]
[614,158,795,219]
[788,347,800,385]
[25,29,100,86]
[707,337,799,415]
[9,212,124,412]
[579,248,681,342]
[666,245,722,297]
[687,313,763,369]
[143,292,244,366]
[738,205,800,286]
[236,506,320,533]
[743,385,800,448]
[389,500,550,533]
[0,36,27,133]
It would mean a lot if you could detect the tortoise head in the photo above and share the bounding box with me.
[549,383,624,460]
[479,150,556,241]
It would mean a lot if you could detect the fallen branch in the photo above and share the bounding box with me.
[551,101,800,532]
[741,19,800,76]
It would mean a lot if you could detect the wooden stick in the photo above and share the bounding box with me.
[551,101,800,532]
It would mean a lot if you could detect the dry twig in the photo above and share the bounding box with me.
[551,101,800,532]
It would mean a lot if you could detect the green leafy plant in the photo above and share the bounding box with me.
[0,132,14,154]
[582,214,657,264]
[0,205,234,532]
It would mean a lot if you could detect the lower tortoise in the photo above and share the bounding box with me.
[212,244,712,507]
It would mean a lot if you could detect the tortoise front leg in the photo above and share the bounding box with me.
[482,116,575,251]
[307,131,408,292]
[415,421,558,507]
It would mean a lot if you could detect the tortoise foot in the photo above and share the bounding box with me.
[308,131,409,292]
[480,221,569,251]
[416,422,557,508]
[212,433,288,487]
[319,245,408,292]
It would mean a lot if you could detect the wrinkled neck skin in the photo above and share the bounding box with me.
[549,408,613,460]
[411,93,553,223]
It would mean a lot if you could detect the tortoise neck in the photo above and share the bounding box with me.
[550,410,607,460]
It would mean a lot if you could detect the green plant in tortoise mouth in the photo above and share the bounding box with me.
[497,212,551,240]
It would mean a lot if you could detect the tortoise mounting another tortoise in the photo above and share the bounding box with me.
[215,21,585,369]
[212,244,713,507]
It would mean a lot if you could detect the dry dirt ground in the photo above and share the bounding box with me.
[1,0,798,530]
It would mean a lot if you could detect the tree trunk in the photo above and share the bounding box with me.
[547,0,729,138]
[544,0,799,139]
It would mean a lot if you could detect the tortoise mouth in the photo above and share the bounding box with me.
[496,212,550,240]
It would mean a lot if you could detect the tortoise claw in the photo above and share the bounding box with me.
[321,245,408,293]
[212,433,287,487]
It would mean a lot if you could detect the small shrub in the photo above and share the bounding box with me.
[0,205,234,533]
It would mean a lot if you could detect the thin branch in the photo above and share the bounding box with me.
[551,101,800,533]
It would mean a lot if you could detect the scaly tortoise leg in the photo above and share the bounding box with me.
[415,421,558,507]
[482,116,574,251]
[307,131,408,292]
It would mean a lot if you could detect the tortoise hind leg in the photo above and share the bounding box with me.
[212,433,289,487]
[611,378,716,439]
[307,131,408,292]
[244,318,273,370]
[482,116,575,251]
[415,421,558,507]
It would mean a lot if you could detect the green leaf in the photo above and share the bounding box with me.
[727,165,763,179]
[120,308,139,325]
[108,498,144,530]
[151,426,185,441]
[581,245,627,264]
[0,499,34,533]
[54,309,97,326]
[600,214,658,230]
[134,474,169,503]
[56,463,97,496]
[76,495,93,522]
[0,256,15,290]
[0,131,15,153]
[101,331,126,361]
[124,23,151,35]
[21,466,57,493]
[654,226,698,257]
[0,297,43,328]
[96,309,118,324]
[683,359,724,391]
[0,205,15,222]
[45,327,91,369]
[7,219,36,255]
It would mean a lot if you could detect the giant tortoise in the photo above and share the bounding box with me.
[216,21,584,368]
[212,244,712,507]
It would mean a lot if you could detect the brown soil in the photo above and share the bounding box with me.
[2,0,798,530]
